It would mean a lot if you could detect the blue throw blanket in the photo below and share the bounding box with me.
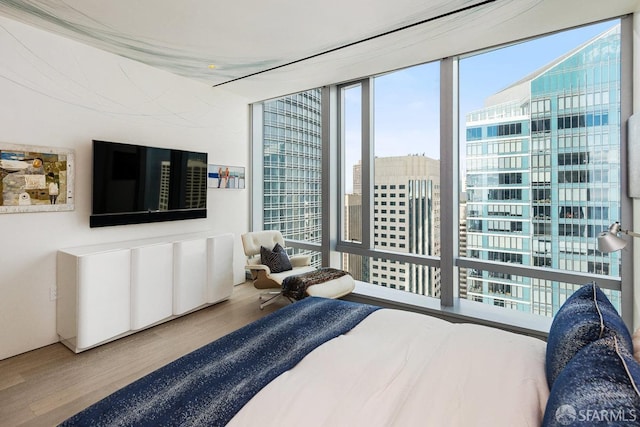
[59,297,380,427]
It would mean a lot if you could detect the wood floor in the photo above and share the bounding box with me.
[0,281,287,427]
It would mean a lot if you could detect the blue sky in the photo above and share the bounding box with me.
[343,18,618,192]
[459,20,617,124]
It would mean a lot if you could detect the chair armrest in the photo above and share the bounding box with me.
[290,254,311,267]
[246,263,271,274]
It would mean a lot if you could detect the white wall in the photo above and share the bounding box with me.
[0,16,251,360]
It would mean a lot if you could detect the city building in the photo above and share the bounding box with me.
[464,25,622,315]
[262,89,323,265]
[346,155,441,296]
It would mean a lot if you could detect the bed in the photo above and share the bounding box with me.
[59,283,640,427]
[228,303,548,427]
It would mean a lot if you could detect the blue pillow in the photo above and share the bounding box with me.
[543,335,640,427]
[260,243,292,273]
[545,283,632,388]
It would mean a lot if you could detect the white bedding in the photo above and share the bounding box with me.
[228,308,549,427]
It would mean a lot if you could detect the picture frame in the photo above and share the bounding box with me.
[0,142,74,213]
[208,164,245,189]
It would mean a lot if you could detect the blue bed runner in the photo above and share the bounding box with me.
[59,297,380,426]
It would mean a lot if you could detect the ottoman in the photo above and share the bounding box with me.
[282,267,355,301]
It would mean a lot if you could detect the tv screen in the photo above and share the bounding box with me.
[90,140,208,227]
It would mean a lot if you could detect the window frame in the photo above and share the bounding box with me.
[335,75,442,279]
[332,17,632,324]
[252,15,633,329]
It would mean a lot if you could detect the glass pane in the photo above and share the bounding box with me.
[462,267,621,316]
[373,62,441,257]
[262,89,322,266]
[290,248,322,269]
[459,20,622,316]
[342,253,369,283]
[342,253,439,298]
[371,260,439,297]
[372,63,441,297]
[343,84,362,243]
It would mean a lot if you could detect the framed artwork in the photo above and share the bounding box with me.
[0,142,74,213]
[208,164,245,189]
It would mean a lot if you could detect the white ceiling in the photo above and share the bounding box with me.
[0,0,638,102]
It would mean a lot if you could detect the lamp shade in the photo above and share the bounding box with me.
[597,222,628,253]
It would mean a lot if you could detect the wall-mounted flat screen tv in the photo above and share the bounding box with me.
[90,140,208,227]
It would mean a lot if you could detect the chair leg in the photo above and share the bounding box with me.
[259,291,282,310]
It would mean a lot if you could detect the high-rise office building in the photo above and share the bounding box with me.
[346,155,441,296]
[465,25,622,315]
[262,89,323,264]
[458,198,469,299]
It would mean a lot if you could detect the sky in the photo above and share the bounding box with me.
[343,19,618,192]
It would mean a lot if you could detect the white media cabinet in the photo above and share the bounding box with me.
[56,232,234,353]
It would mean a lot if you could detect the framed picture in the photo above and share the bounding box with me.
[208,164,245,189]
[0,142,74,213]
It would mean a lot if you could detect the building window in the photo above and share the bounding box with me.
[460,19,624,315]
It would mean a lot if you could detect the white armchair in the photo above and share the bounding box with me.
[241,230,315,308]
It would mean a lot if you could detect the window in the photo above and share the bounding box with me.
[487,122,523,136]
[253,17,630,327]
[259,89,323,266]
[460,19,624,316]
[340,62,441,297]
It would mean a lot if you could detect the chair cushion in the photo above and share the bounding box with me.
[269,266,316,285]
[260,243,292,273]
[242,231,285,257]
[306,273,355,299]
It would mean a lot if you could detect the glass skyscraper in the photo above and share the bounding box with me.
[465,25,622,315]
[262,89,323,264]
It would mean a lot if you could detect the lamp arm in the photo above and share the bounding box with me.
[622,229,640,238]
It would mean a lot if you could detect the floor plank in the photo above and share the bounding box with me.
[0,281,288,427]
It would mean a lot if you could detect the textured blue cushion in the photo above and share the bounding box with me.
[546,283,632,388]
[543,335,640,427]
[260,243,292,273]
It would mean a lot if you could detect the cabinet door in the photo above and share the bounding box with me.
[76,250,131,350]
[173,239,206,315]
[131,243,173,330]
[206,233,234,303]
